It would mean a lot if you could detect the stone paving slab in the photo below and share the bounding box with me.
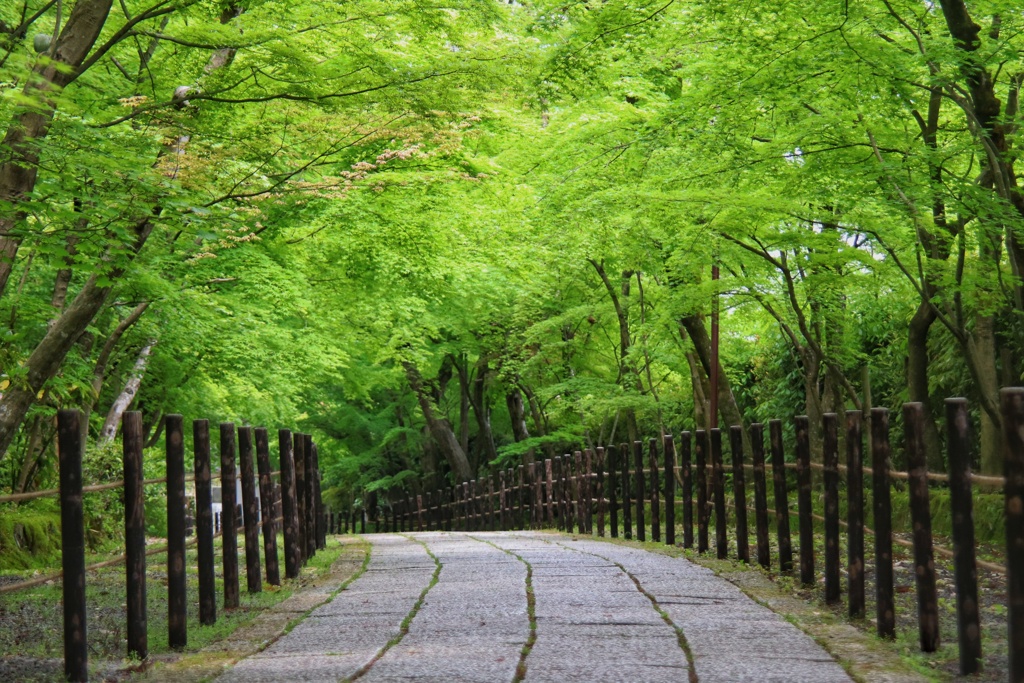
[217,531,869,682]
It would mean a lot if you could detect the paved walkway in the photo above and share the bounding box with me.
[217,532,852,682]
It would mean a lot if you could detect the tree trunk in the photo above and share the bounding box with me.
[84,300,150,425]
[680,315,750,452]
[471,361,499,465]
[0,218,153,458]
[15,415,44,492]
[972,315,1002,475]
[521,383,555,459]
[0,0,114,298]
[403,361,473,481]
[686,351,711,430]
[506,388,534,464]
[907,300,946,471]
[98,342,154,445]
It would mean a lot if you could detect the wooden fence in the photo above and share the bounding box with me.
[348,391,1024,682]
[0,410,327,683]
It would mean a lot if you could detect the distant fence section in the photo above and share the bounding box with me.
[1,410,326,683]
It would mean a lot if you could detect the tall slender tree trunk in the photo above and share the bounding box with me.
[98,341,155,445]
[506,388,534,464]
[907,301,946,471]
[403,361,473,481]
[680,316,750,452]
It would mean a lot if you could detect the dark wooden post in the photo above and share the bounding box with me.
[620,443,632,540]
[278,429,301,579]
[573,452,585,533]
[462,482,470,531]
[846,411,865,619]
[749,424,770,568]
[648,439,661,543]
[498,471,507,530]
[123,412,148,659]
[540,462,548,528]
[608,445,619,538]
[583,451,593,534]
[680,432,693,549]
[303,434,316,559]
[769,420,793,572]
[531,462,541,529]
[165,415,188,649]
[596,447,606,537]
[664,435,676,546]
[519,464,527,530]
[696,430,709,553]
[904,402,939,652]
[871,407,895,640]
[293,433,307,562]
[194,420,216,624]
[553,457,565,531]
[1002,388,1024,683]
[945,398,981,674]
[220,423,240,609]
[416,493,424,531]
[255,428,280,586]
[823,413,840,604]
[312,443,325,550]
[58,409,88,682]
[711,428,728,559]
[728,426,749,563]
[238,427,262,593]
[794,416,814,586]
[633,441,646,542]
[360,507,366,533]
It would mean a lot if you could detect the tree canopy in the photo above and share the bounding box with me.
[1,0,1022,505]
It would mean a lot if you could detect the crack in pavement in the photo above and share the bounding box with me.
[466,534,537,683]
[342,534,443,682]
[541,537,699,683]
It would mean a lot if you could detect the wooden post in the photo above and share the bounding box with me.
[583,451,593,534]
[462,482,470,531]
[609,445,619,538]
[58,409,88,682]
[823,413,840,604]
[750,423,770,569]
[1002,388,1024,683]
[633,441,646,542]
[278,429,301,579]
[621,443,632,540]
[255,428,280,586]
[945,398,981,674]
[417,493,424,531]
[728,426,749,563]
[696,430,709,553]
[220,423,240,609]
[648,439,661,543]
[680,432,693,549]
[122,411,148,660]
[557,458,565,532]
[711,428,727,559]
[193,420,216,623]
[293,433,307,562]
[312,443,325,549]
[545,459,555,526]
[531,462,541,529]
[303,434,316,558]
[498,471,506,530]
[769,420,793,572]
[518,464,526,530]
[904,402,939,652]
[360,507,366,533]
[573,452,585,533]
[165,415,188,649]
[871,407,895,640]
[238,427,262,594]
[596,447,606,537]
[794,416,814,586]
[664,435,676,546]
[846,411,865,619]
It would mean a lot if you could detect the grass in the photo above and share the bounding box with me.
[0,531,357,682]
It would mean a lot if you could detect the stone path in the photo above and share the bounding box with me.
[217,532,853,682]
